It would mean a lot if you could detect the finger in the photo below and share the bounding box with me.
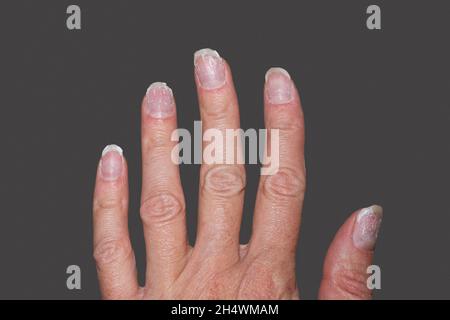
[319,205,383,300]
[140,82,188,290]
[193,49,245,262]
[249,68,306,259]
[93,145,139,299]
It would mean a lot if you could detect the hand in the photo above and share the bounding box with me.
[92,48,383,300]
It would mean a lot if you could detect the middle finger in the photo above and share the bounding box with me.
[193,49,245,263]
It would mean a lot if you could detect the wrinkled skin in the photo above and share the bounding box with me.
[92,49,382,300]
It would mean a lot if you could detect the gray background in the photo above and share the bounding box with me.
[1,0,449,299]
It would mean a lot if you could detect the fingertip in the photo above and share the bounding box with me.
[353,205,383,251]
[265,67,291,82]
[264,67,297,106]
[263,67,303,131]
[324,205,383,256]
[143,82,176,119]
[98,144,125,182]
[319,205,383,299]
[194,48,227,91]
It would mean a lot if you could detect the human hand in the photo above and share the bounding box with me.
[92,48,383,300]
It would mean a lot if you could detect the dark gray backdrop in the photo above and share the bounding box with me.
[1,0,449,299]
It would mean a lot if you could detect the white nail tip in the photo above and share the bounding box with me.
[357,205,383,223]
[146,82,173,95]
[102,144,123,157]
[265,67,291,82]
[194,48,221,64]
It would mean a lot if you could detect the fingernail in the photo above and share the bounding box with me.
[352,205,383,250]
[265,67,293,104]
[145,82,175,118]
[194,48,226,90]
[100,145,123,181]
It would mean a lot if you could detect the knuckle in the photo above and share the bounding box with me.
[140,192,184,225]
[202,99,233,120]
[263,167,306,199]
[93,238,132,267]
[202,165,246,197]
[238,259,296,299]
[94,197,123,214]
[332,268,371,299]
